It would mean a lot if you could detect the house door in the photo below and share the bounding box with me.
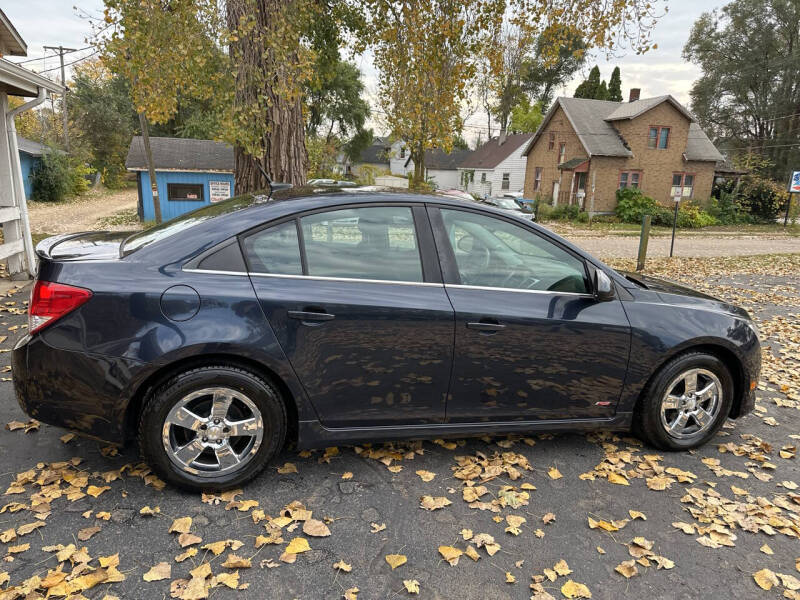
[574,173,587,207]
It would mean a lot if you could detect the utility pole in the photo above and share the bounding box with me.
[43,45,75,151]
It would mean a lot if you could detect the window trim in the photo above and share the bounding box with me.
[648,125,670,149]
[548,132,555,151]
[618,170,642,189]
[501,172,511,190]
[167,182,204,202]
[533,167,543,191]
[236,202,441,284]
[425,204,592,295]
[558,143,566,164]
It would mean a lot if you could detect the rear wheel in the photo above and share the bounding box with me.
[139,366,286,491]
[635,352,733,450]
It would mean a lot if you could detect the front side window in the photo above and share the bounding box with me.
[480,172,487,183]
[534,167,543,191]
[501,173,510,190]
[548,133,555,151]
[300,206,422,282]
[558,143,566,164]
[168,183,204,202]
[440,208,589,293]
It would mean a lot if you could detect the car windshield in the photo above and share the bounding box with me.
[494,198,520,210]
[121,193,262,255]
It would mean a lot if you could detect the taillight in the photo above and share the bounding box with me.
[28,280,92,334]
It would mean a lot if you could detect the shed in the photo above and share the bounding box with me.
[125,136,235,222]
[16,136,47,199]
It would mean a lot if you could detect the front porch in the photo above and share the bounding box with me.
[554,158,590,208]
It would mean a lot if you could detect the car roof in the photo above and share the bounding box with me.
[127,186,606,275]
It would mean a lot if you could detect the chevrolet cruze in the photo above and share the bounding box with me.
[12,187,760,490]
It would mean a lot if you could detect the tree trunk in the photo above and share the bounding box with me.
[227,0,308,195]
[138,112,162,224]
[412,145,425,189]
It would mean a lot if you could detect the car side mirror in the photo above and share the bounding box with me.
[593,269,615,301]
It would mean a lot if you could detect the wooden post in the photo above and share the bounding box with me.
[43,46,76,151]
[636,214,651,271]
[138,112,162,224]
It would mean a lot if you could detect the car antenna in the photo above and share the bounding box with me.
[255,162,293,198]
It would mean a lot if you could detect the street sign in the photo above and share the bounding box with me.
[789,170,800,193]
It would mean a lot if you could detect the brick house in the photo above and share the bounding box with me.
[521,90,724,213]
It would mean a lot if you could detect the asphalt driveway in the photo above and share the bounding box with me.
[0,254,798,600]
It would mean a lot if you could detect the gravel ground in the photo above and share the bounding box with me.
[0,255,797,600]
[27,187,138,235]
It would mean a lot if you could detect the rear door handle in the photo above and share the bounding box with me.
[466,319,505,333]
[288,309,335,323]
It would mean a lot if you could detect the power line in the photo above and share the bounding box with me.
[34,50,99,74]
[9,45,93,65]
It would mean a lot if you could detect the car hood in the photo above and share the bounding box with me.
[621,271,751,320]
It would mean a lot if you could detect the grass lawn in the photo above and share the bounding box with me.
[545,220,800,236]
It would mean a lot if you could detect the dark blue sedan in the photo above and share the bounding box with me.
[12,188,761,490]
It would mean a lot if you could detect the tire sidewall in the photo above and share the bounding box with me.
[641,353,734,450]
[140,366,286,492]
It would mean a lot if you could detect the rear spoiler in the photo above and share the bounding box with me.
[35,233,92,260]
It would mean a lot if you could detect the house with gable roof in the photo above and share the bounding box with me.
[521,89,725,213]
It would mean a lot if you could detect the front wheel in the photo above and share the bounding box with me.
[139,365,286,491]
[635,352,733,450]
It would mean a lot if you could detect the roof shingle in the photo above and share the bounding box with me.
[458,134,532,169]
[125,136,234,172]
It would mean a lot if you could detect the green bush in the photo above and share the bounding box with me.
[614,188,659,223]
[550,204,580,220]
[674,202,717,228]
[575,210,590,223]
[31,150,89,202]
[707,190,751,225]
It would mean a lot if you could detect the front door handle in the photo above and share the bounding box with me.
[288,309,335,324]
[466,319,505,333]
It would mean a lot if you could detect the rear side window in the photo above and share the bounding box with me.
[242,221,302,275]
[300,206,422,282]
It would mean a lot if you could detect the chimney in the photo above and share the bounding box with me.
[629,88,641,103]
[498,130,507,146]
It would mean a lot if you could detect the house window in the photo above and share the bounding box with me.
[618,171,641,189]
[480,172,487,183]
[671,173,694,198]
[558,143,566,164]
[167,183,204,202]
[533,167,543,191]
[548,133,555,151]
[501,173,510,190]
[400,147,406,159]
[648,126,670,149]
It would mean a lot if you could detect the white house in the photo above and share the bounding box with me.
[387,139,409,175]
[458,133,532,198]
[339,136,409,178]
[403,148,471,190]
[0,9,64,277]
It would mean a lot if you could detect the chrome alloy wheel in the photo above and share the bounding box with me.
[162,387,264,476]
[659,368,722,439]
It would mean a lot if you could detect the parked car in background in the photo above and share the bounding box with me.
[308,178,358,187]
[13,188,759,490]
[438,189,474,202]
[483,196,535,221]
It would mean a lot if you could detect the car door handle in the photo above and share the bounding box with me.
[466,319,506,332]
[288,310,335,323]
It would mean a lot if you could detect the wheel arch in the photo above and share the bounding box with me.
[124,353,301,445]
[633,342,746,420]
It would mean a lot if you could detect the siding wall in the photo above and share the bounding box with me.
[139,170,235,222]
[462,140,529,197]
[427,168,461,190]
[18,151,38,199]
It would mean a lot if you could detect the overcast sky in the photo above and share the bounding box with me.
[6,0,723,142]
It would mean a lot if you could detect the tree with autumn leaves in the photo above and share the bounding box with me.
[99,0,664,200]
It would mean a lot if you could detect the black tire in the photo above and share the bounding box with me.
[139,365,286,491]
[634,352,734,450]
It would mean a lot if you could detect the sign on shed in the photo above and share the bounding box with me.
[209,180,231,203]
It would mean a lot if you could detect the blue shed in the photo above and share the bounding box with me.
[125,136,235,222]
[17,136,47,199]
